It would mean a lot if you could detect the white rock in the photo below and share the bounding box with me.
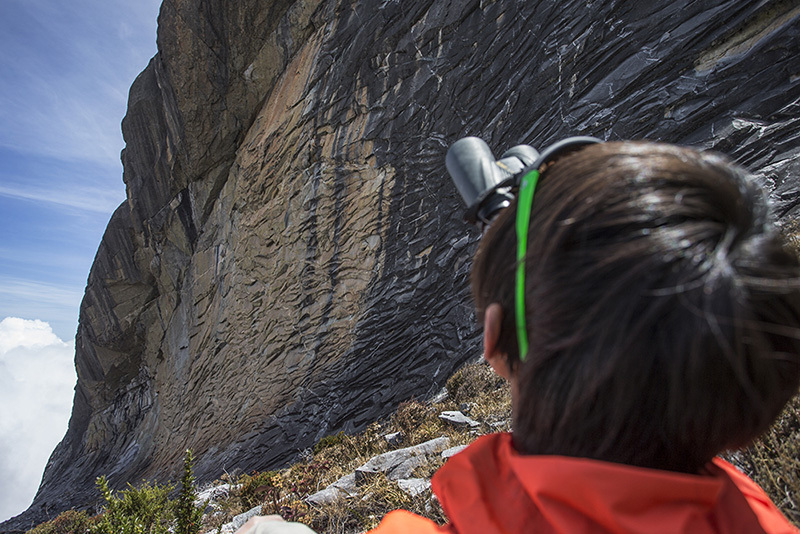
[355,437,449,485]
[439,410,480,428]
[306,486,346,506]
[397,478,431,497]
[441,445,468,459]
[305,473,358,505]
[306,473,358,506]
[331,472,357,492]
[384,431,404,446]
[196,483,230,505]
[218,505,263,533]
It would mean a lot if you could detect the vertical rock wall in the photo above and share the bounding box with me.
[6,0,799,528]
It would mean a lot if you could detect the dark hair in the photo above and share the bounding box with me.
[471,141,800,473]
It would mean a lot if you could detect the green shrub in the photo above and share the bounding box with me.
[174,450,204,534]
[92,475,173,534]
[26,509,93,534]
[238,470,280,510]
[27,451,206,534]
[313,431,347,454]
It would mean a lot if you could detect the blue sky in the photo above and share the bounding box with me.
[0,0,161,522]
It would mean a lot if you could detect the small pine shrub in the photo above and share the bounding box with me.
[92,475,174,534]
[174,450,204,534]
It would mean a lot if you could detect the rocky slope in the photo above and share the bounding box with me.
[5,0,800,530]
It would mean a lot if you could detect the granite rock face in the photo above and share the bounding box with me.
[5,0,800,529]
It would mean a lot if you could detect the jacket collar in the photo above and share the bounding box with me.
[432,433,783,533]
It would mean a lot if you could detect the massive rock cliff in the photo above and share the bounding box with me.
[5,0,800,529]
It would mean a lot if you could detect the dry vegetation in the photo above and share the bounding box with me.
[24,360,800,533]
[725,395,800,526]
[199,360,511,533]
[195,359,800,532]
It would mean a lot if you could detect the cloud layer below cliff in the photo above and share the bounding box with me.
[0,317,75,522]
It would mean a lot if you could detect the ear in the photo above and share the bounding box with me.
[483,303,512,380]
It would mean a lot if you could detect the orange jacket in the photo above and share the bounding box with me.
[369,433,797,533]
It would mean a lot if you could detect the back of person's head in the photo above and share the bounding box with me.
[471,141,800,473]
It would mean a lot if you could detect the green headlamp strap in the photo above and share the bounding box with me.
[515,168,539,361]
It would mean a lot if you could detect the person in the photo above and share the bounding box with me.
[239,141,800,533]
[369,141,800,532]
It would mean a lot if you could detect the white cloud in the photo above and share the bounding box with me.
[0,317,75,522]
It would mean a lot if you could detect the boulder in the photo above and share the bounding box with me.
[397,478,431,497]
[354,437,450,485]
[439,411,480,428]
